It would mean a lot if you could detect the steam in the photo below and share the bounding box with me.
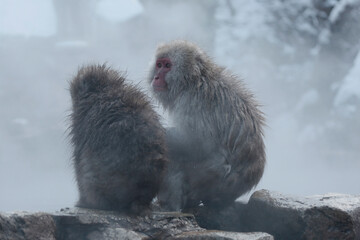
[0,0,359,211]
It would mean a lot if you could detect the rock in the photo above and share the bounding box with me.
[6,190,358,239]
[0,212,56,240]
[195,189,360,240]
[173,231,273,240]
[0,208,273,240]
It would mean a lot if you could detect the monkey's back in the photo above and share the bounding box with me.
[70,65,167,213]
[168,65,266,209]
[169,55,266,208]
[207,72,266,205]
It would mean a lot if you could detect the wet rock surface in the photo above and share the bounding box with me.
[195,189,360,240]
[2,189,359,240]
[0,208,272,240]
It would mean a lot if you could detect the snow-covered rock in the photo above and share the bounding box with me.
[195,189,360,240]
[335,50,360,109]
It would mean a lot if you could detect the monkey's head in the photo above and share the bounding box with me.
[148,40,215,109]
[71,64,126,105]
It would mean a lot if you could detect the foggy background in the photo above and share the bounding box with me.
[0,0,359,212]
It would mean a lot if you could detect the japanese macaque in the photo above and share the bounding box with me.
[69,64,167,214]
[148,40,266,211]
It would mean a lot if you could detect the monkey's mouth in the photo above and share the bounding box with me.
[152,79,168,91]
[153,86,168,92]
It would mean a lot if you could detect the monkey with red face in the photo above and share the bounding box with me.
[148,40,266,211]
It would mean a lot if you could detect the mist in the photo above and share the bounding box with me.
[0,0,359,212]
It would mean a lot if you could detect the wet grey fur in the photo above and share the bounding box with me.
[148,40,266,210]
[69,64,167,213]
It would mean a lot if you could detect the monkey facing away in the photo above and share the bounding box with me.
[148,40,266,211]
[69,64,167,213]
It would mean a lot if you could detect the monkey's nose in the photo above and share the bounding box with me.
[154,76,159,80]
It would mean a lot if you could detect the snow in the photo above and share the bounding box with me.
[214,1,276,75]
[215,0,360,199]
[215,0,273,42]
[310,192,360,211]
[334,50,360,107]
[318,28,331,45]
[265,190,360,211]
[329,0,358,23]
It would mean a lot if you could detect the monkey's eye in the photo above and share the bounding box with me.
[157,62,162,68]
[165,63,171,68]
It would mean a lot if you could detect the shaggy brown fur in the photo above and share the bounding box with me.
[69,64,167,214]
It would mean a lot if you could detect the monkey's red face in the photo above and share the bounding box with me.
[152,58,172,91]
